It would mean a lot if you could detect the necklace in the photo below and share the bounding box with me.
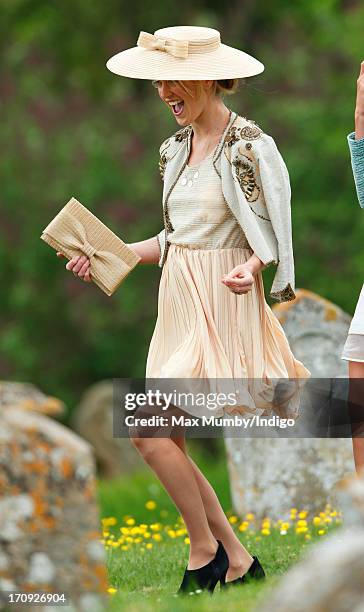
[180,110,232,188]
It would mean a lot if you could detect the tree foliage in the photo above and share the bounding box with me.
[1,1,363,417]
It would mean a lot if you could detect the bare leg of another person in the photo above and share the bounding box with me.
[348,361,364,474]
[129,410,218,570]
[172,435,254,582]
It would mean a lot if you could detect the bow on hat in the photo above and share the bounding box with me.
[137,31,189,59]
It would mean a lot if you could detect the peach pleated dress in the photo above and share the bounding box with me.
[146,149,310,419]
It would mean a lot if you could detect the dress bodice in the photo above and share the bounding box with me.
[167,153,250,249]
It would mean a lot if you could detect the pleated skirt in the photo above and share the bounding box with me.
[146,244,311,419]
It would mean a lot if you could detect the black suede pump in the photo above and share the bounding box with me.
[177,540,229,595]
[220,555,266,588]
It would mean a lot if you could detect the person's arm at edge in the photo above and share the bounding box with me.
[355,61,364,140]
[348,61,364,209]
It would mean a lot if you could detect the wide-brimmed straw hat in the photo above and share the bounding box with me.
[106,25,264,81]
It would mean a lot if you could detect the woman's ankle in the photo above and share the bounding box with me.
[187,539,218,569]
[217,540,253,567]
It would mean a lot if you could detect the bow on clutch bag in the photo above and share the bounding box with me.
[40,197,141,296]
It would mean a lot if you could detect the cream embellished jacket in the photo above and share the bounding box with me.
[156,110,295,303]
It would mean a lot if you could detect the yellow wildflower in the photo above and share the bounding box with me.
[245,513,255,520]
[167,530,176,538]
[296,519,307,527]
[126,518,135,526]
[152,533,162,541]
[228,516,238,524]
[103,517,117,526]
[176,528,187,536]
[261,528,270,536]
[107,587,117,594]
[184,537,190,544]
[313,517,321,526]
[145,500,157,510]
[298,511,308,519]
[318,529,325,535]
[143,532,151,539]
[130,527,140,535]
[146,543,153,549]
[121,545,129,551]
[150,523,161,532]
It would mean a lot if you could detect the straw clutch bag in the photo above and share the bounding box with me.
[40,197,141,296]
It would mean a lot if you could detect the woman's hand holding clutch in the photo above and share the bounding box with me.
[56,252,92,282]
[41,197,141,295]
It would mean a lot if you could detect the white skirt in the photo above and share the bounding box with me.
[348,284,364,334]
[341,334,364,363]
[341,284,364,362]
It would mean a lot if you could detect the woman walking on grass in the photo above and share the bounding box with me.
[59,26,310,595]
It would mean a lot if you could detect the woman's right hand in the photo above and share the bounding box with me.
[56,252,92,282]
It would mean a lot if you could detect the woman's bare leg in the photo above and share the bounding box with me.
[129,430,218,570]
[172,436,254,582]
[348,361,364,474]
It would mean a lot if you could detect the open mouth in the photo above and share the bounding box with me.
[169,101,184,116]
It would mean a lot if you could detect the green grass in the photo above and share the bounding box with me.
[100,529,340,612]
[96,441,341,611]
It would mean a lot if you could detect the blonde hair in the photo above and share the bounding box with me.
[177,79,239,98]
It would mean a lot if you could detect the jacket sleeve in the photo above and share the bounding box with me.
[156,228,166,267]
[255,133,296,302]
[348,132,364,209]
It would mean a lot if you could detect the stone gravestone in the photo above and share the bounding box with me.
[72,380,143,478]
[271,288,351,377]
[0,382,108,612]
[225,289,355,520]
[259,472,364,612]
[0,381,65,417]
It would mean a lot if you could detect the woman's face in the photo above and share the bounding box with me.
[153,80,213,126]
